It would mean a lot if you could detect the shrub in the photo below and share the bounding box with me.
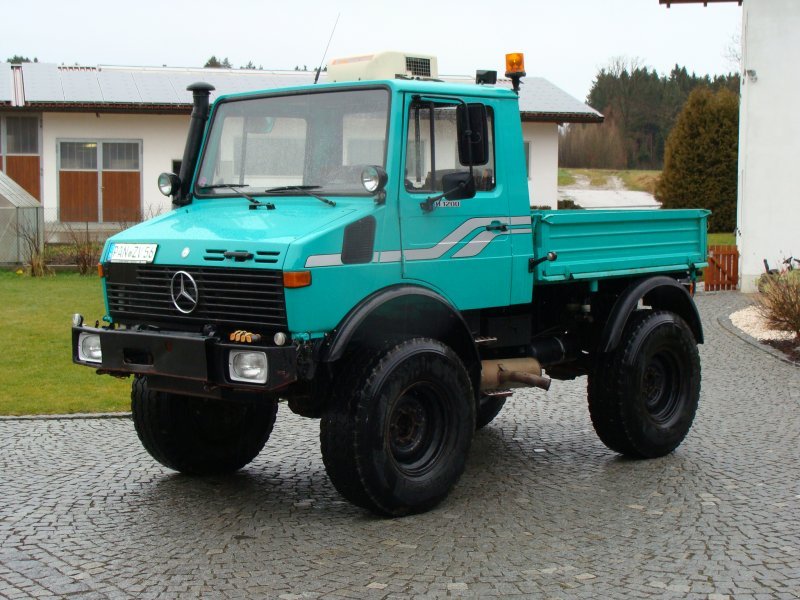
[756,271,800,340]
[655,87,739,233]
[63,224,102,275]
[16,220,51,277]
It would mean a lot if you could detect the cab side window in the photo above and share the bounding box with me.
[405,102,495,193]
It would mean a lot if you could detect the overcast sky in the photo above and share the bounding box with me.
[1,0,742,101]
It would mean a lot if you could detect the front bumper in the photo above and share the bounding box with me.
[72,325,297,396]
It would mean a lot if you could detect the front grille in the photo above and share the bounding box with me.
[105,265,287,329]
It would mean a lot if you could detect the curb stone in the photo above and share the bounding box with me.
[0,412,131,421]
[717,314,799,367]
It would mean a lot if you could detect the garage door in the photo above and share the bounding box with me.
[58,140,141,223]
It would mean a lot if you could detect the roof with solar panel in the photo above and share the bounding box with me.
[0,52,601,123]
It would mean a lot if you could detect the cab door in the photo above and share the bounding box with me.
[398,95,512,310]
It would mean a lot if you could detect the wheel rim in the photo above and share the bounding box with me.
[642,349,682,425]
[388,382,448,477]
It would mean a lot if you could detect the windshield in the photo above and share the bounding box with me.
[195,88,389,197]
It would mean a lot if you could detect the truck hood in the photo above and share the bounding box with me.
[105,198,362,268]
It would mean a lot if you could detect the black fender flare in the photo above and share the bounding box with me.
[599,276,704,353]
[320,285,481,391]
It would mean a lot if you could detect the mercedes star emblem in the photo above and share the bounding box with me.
[170,271,199,314]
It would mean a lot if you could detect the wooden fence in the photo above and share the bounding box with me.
[704,245,739,291]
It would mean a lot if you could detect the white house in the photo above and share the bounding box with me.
[662,0,799,291]
[0,59,600,237]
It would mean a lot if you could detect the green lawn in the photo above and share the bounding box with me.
[0,272,130,415]
[560,168,662,193]
[708,232,736,246]
[557,169,576,186]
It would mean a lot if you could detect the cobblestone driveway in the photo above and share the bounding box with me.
[1,292,799,599]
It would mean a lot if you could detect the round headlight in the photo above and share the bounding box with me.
[157,172,181,197]
[360,166,388,194]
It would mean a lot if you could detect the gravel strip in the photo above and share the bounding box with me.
[0,412,131,421]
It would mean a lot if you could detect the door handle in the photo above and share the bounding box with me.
[485,221,508,232]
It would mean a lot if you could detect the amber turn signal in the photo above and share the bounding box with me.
[97,263,104,278]
[283,271,312,288]
[505,52,526,75]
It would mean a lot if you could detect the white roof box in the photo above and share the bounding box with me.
[328,51,439,82]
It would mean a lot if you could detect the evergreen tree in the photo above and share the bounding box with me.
[655,87,739,233]
[204,56,232,68]
[581,58,739,169]
[5,55,37,64]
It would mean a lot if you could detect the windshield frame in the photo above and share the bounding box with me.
[193,84,392,200]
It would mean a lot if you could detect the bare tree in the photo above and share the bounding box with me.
[725,29,742,73]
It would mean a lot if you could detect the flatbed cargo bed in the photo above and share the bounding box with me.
[530,208,709,283]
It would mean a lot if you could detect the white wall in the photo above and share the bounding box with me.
[522,122,558,208]
[41,112,189,222]
[737,0,800,291]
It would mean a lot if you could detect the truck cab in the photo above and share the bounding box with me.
[73,52,707,517]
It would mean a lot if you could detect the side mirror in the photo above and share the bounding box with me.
[442,171,475,201]
[456,103,489,166]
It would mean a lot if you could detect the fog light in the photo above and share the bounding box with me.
[273,332,287,346]
[229,350,268,384]
[78,333,102,363]
[157,172,181,197]
[360,165,388,194]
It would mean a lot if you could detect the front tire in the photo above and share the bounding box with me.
[475,395,507,429]
[131,376,278,475]
[588,310,701,458]
[320,338,475,516]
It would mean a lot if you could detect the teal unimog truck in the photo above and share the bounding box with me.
[72,52,708,516]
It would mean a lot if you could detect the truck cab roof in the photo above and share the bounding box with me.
[212,78,521,105]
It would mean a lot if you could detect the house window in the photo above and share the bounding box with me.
[6,116,39,154]
[103,142,140,170]
[524,142,531,179]
[60,142,98,170]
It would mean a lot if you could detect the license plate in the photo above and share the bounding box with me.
[109,243,158,264]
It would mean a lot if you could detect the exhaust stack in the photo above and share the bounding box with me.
[174,82,215,206]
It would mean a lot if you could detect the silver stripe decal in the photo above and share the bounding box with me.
[305,253,343,268]
[403,216,507,260]
[305,216,533,267]
[452,230,501,258]
[379,250,402,263]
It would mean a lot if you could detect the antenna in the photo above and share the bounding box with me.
[314,13,340,84]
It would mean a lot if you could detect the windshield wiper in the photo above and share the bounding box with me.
[264,185,336,207]
[198,183,275,210]
[201,183,250,190]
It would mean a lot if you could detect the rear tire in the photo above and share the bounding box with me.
[320,338,475,516]
[588,310,701,458]
[131,376,278,475]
